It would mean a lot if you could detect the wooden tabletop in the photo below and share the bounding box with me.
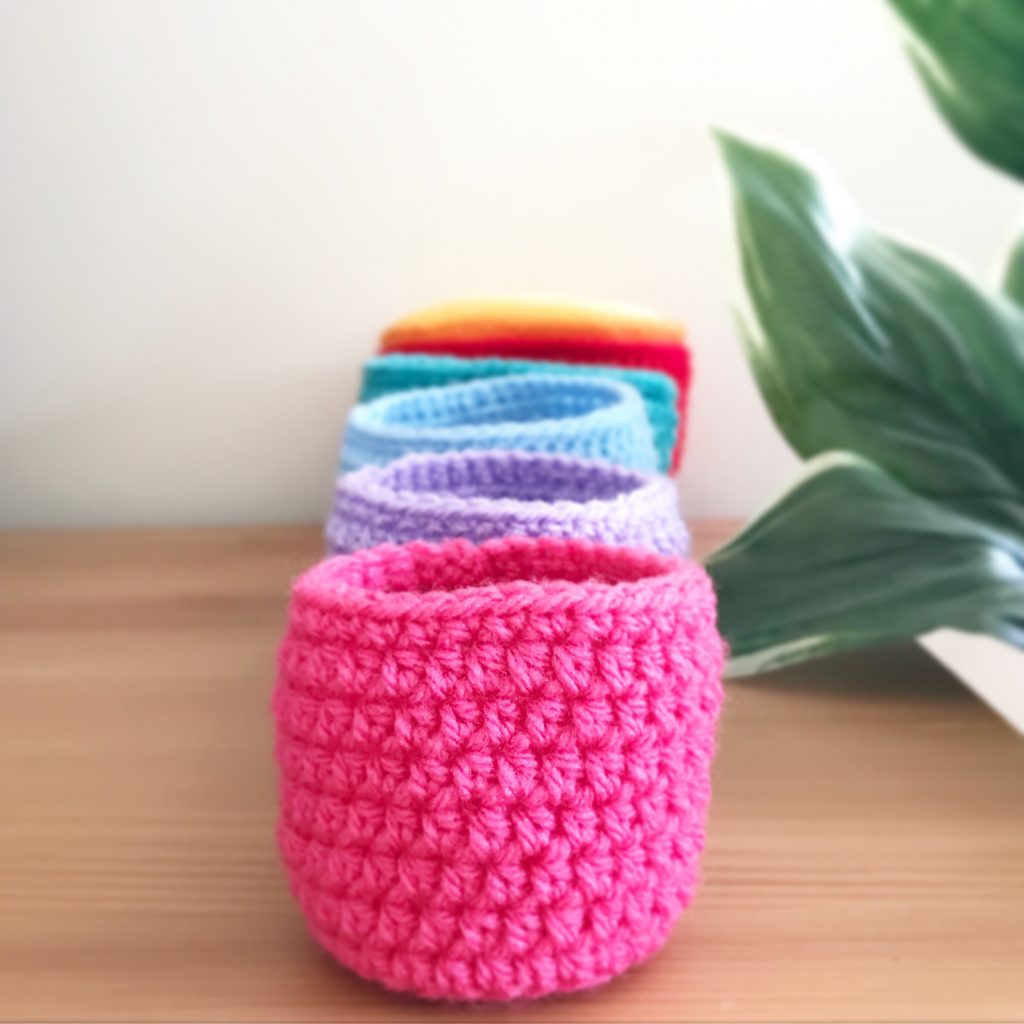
[2,522,1022,1022]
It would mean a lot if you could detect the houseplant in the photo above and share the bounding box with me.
[706,1,1024,726]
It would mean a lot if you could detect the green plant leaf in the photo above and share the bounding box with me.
[716,131,1024,537]
[1002,229,1024,307]
[706,453,1024,677]
[886,0,1024,182]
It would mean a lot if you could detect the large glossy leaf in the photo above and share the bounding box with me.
[706,453,1024,676]
[716,131,1024,537]
[886,0,1024,181]
[1002,230,1024,307]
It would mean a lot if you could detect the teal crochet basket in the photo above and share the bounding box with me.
[361,353,679,473]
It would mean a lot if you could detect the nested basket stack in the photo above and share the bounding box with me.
[272,299,725,1002]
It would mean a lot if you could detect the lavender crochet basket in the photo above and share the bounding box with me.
[326,449,689,555]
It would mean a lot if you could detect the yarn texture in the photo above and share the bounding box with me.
[377,299,691,471]
[274,535,726,1001]
[361,354,679,474]
[340,374,658,473]
[326,449,690,556]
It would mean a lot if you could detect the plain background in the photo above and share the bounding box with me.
[2,0,1021,528]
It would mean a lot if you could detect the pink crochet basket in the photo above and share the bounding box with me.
[273,535,725,1002]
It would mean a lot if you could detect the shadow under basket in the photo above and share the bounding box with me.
[273,535,725,1002]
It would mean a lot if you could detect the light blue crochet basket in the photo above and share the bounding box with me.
[340,374,658,473]
[360,353,679,473]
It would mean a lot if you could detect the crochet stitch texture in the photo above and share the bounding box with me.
[340,374,658,474]
[360,354,680,474]
[378,298,692,471]
[274,535,725,1001]
[326,449,690,556]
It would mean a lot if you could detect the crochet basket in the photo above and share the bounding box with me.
[340,374,658,473]
[326,449,690,556]
[378,298,692,470]
[360,354,680,474]
[274,535,725,1002]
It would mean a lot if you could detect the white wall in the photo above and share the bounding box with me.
[1,0,1020,528]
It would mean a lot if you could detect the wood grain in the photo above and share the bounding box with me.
[0,522,1021,1022]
